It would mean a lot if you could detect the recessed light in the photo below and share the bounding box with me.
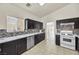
[39,3,45,6]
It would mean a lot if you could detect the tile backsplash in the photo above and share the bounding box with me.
[74,29,79,34]
[0,29,44,38]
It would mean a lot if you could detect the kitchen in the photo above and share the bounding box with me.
[0,3,79,55]
[56,17,79,50]
[0,15,45,55]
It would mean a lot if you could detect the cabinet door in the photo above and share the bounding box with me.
[75,37,78,50]
[17,38,26,55]
[34,34,40,45]
[55,35,60,46]
[74,19,79,29]
[34,33,45,45]
[26,19,43,29]
[41,33,45,41]
[34,22,43,29]
[0,44,3,55]
[2,40,17,55]
[28,20,35,29]
[75,37,79,51]
[40,22,43,29]
[77,39,79,51]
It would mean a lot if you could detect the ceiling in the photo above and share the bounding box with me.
[12,3,69,18]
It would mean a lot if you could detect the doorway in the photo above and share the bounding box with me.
[46,22,55,45]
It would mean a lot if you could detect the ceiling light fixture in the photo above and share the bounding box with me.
[26,3,31,7]
[39,3,45,6]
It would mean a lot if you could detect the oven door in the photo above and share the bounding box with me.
[60,35,75,46]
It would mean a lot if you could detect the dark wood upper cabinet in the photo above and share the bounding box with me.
[34,21,43,29]
[28,19,35,29]
[74,18,79,29]
[56,17,79,29]
[25,19,43,29]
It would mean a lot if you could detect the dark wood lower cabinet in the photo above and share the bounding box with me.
[0,33,45,55]
[0,38,27,55]
[75,37,79,51]
[17,38,26,55]
[2,40,17,55]
[34,33,45,45]
[0,44,3,55]
[55,35,60,46]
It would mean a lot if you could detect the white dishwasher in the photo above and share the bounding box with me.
[27,36,34,50]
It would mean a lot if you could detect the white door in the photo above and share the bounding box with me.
[46,22,55,44]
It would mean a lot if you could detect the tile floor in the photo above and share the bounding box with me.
[22,40,79,55]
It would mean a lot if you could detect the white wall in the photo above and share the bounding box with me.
[0,3,43,29]
[40,4,79,41]
[1,3,78,30]
[41,3,79,30]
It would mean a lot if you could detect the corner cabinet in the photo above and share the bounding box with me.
[55,35,60,46]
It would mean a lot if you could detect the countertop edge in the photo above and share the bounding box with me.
[0,32,44,44]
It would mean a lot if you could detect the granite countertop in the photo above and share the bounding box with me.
[0,32,44,44]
